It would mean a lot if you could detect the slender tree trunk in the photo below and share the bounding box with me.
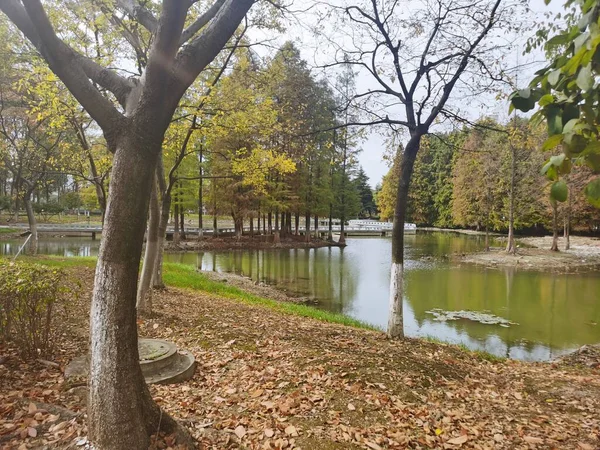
[314,214,319,239]
[388,134,422,339]
[212,183,218,237]
[273,208,280,243]
[198,145,203,240]
[328,203,333,242]
[88,154,107,223]
[505,145,516,254]
[173,194,180,245]
[280,212,286,237]
[24,193,37,254]
[179,207,186,240]
[89,141,178,449]
[153,192,170,289]
[295,212,300,236]
[564,178,571,251]
[305,211,311,243]
[550,200,559,252]
[137,177,159,314]
[249,213,254,236]
[268,211,272,235]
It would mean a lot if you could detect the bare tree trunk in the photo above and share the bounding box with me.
[505,145,516,254]
[198,145,203,240]
[295,212,300,236]
[153,192,170,289]
[388,134,422,339]
[173,195,180,245]
[179,206,186,240]
[273,208,280,244]
[328,203,333,242]
[550,200,559,252]
[24,193,37,254]
[268,211,272,235]
[564,179,571,251]
[137,178,159,314]
[89,142,178,449]
[249,213,254,236]
[314,214,319,239]
[280,211,286,237]
[305,211,311,243]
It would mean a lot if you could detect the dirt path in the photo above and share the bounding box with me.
[1,267,599,449]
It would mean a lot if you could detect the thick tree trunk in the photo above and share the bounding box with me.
[89,140,177,449]
[550,200,559,252]
[388,134,422,339]
[24,193,37,254]
[137,178,159,314]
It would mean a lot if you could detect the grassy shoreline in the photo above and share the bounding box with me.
[18,255,525,362]
[21,255,378,331]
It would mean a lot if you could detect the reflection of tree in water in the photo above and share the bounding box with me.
[405,265,600,359]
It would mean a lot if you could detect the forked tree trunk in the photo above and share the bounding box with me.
[137,178,159,314]
[388,134,422,339]
[550,200,559,252]
[89,140,178,449]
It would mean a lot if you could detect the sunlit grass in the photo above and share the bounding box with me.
[15,256,379,331]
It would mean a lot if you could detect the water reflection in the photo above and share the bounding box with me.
[1,233,599,361]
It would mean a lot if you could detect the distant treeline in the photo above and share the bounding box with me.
[375,118,600,234]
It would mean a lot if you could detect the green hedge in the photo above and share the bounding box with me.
[0,261,66,358]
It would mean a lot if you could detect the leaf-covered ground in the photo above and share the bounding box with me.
[1,267,599,449]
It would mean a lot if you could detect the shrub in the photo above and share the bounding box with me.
[0,261,66,358]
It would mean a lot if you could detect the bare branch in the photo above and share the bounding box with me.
[115,0,158,33]
[179,0,226,45]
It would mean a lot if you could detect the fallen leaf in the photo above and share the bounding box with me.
[27,427,37,438]
[523,436,544,444]
[578,443,593,450]
[284,425,298,437]
[264,428,274,438]
[28,403,37,414]
[234,425,246,439]
[447,434,468,445]
[365,442,383,450]
[347,403,356,411]
[513,392,523,400]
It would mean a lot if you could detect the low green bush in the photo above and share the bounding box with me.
[0,261,67,358]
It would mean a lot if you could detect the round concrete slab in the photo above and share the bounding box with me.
[65,338,195,385]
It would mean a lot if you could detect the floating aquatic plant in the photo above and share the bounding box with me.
[426,309,518,327]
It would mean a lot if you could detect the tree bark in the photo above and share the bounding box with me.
[89,139,177,449]
[137,177,159,314]
[179,206,186,240]
[295,212,299,236]
[505,144,516,254]
[24,193,37,254]
[388,134,422,339]
[550,200,559,252]
[564,178,571,251]
[314,214,319,239]
[268,211,272,235]
[198,144,203,240]
[305,211,311,243]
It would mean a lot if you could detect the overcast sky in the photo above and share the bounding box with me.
[260,0,563,187]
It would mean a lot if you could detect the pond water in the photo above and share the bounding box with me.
[3,233,599,361]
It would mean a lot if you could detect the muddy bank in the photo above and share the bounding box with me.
[458,235,600,273]
[198,270,315,304]
[165,235,342,251]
